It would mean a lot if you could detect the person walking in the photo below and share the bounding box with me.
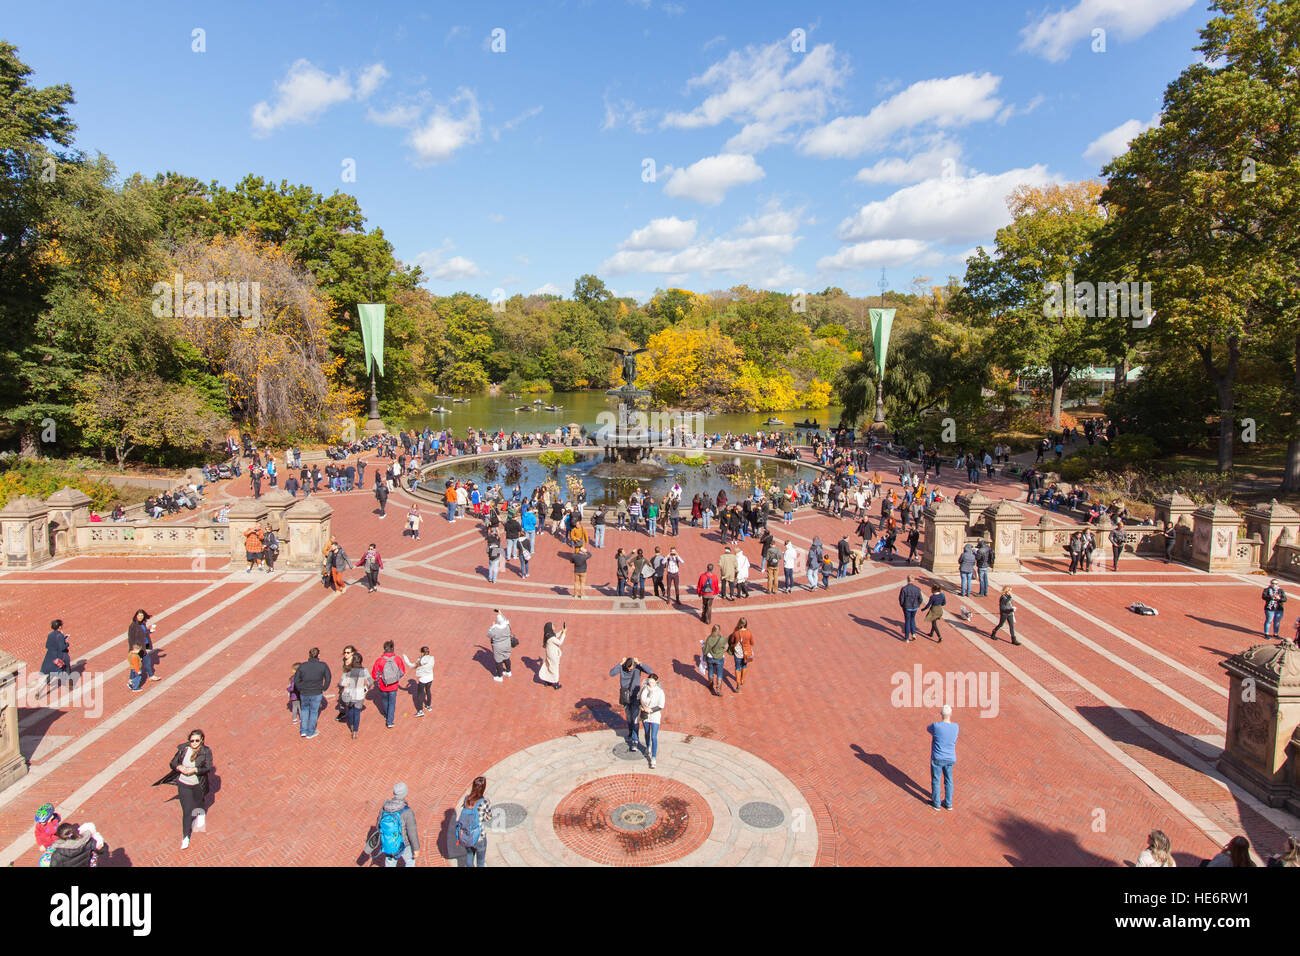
[926,705,958,811]
[167,729,213,850]
[454,777,491,867]
[371,641,406,728]
[293,647,332,739]
[537,621,567,690]
[697,563,720,624]
[1263,579,1287,638]
[1109,523,1126,570]
[325,542,353,594]
[700,623,729,695]
[989,586,1021,645]
[1067,531,1083,575]
[611,657,654,752]
[362,543,384,593]
[639,673,665,769]
[339,651,373,739]
[957,544,976,597]
[488,611,515,682]
[262,525,280,571]
[922,584,947,642]
[128,609,161,684]
[375,478,389,519]
[402,646,435,717]
[898,575,924,643]
[734,547,751,599]
[728,618,754,693]
[571,544,590,599]
[375,783,419,867]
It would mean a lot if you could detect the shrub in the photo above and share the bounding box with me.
[537,449,576,469]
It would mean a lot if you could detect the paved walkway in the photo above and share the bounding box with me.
[0,447,1294,866]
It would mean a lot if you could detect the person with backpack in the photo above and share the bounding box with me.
[454,776,491,867]
[701,624,728,695]
[362,543,384,593]
[375,783,419,867]
[293,647,333,739]
[611,657,654,752]
[262,525,280,571]
[371,641,406,729]
[537,621,567,690]
[325,542,353,594]
[697,563,720,624]
[339,651,373,739]
[485,531,503,584]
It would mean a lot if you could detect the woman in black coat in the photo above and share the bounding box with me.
[168,729,215,850]
[38,619,72,698]
[127,609,159,683]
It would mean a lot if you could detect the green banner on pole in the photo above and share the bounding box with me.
[358,303,386,377]
[869,308,895,379]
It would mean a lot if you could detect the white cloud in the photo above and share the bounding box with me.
[366,101,424,127]
[1020,0,1196,62]
[799,73,1003,159]
[415,242,484,282]
[817,239,932,271]
[251,59,388,135]
[408,89,481,164]
[602,93,653,133]
[855,140,962,185]
[1083,114,1160,165]
[661,38,849,152]
[663,153,764,205]
[492,105,543,141]
[735,199,803,236]
[837,165,1061,244]
[356,63,389,100]
[601,205,799,276]
[996,94,1046,125]
[619,216,699,251]
[531,282,564,296]
[759,264,807,288]
[702,34,726,50]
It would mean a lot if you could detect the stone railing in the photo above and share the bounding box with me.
[75,521,230,557]
[1274,543,1300,582]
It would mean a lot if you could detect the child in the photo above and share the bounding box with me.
[34,803,62,865]
[127,643,145,692]
[402,646,436,717]
[287,662,302,724]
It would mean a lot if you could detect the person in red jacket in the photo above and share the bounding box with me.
[371,641,406,730]
[697,564,720,625]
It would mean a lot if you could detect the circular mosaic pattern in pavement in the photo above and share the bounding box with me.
[447,730,817,866]
[553,776,711,865]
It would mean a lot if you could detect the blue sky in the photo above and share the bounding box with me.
[4,0,1209,301]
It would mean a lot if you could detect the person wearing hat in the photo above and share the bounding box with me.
[374,783,419,867]
[926,705,959,811]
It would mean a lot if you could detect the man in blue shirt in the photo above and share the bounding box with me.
[927,705,959,810]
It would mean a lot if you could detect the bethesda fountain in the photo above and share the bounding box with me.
[593,345,666,479]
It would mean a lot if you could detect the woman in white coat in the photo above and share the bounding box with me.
[537,621,567,690]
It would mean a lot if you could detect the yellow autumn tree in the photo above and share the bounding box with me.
[165,233,362,438]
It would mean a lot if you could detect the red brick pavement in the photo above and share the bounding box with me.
[0,450,1292,867]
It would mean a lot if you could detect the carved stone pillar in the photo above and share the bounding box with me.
[1219,643,1300,809]
[0,496,52,569]
[0,650,27,793]
[922,500,967,573]
[982,500,1024,571]
[1191,502,1241,572]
